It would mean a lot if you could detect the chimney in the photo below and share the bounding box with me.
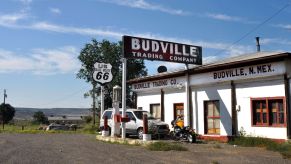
[255,37,260,52]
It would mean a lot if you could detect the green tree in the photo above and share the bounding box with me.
[33,111,49,124]
[77,39,147,125]
[0,103,15,129]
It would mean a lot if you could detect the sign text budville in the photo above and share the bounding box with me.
[123,35,202,65]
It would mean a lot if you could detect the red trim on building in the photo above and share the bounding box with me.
[199,135,231,142]
[199,135,286,143]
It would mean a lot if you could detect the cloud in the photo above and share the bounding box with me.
[0,13,28,27]
[50,8,61,15]
[260,38,291,46]
[99,0,190,16]
[275,24,291,31]
[0,47,80,75]
[205,13,257,24]
[30,21,123,39]
[19,0,32,4]
[18,0,32,12]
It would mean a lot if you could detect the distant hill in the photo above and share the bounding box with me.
[14,107,91,120]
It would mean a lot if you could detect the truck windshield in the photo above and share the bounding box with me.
[133,111,155,120]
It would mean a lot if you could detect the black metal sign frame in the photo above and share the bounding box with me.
[123,35,202,65]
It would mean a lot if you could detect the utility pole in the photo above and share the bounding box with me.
[4,89,7,104]
[2,89,7,130]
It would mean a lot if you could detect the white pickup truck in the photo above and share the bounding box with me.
[99,108,170,139]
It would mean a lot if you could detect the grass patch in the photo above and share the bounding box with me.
[78,124,99,134]
[229,136,291,158]
[146,142,188,151]
[0,122,100,135]
[213,144,222,149]
[0,124,40,133]
[229,136,275,147]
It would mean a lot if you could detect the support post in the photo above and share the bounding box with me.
[161,89,164,121]
[231,81,237,136]
[284,74,291,139]
[121,58,127,139]
[184,64,190,126]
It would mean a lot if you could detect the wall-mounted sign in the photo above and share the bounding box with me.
[93,62,113,85]
[123,35,202,65]
[132,78,185,91]
[189,62,285,86]
[213,63,277,80]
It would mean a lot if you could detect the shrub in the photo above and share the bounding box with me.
[82,116,92,124]
[0,103,15,124]
[229,136,291,159]
[33,111,49,124]
[229,136,275,147]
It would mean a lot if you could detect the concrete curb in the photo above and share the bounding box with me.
[96,135,156,145]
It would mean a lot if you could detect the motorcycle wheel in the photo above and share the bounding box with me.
[187,134,195,143]
[170,131,179,141]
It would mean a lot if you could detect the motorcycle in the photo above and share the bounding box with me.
[170,117,197,143]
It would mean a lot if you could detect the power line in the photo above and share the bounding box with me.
[213,3,290,57]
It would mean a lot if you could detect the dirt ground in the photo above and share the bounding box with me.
[0,133,290,164]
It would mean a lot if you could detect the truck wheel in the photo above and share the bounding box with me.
[107,127,111,136]
[137,128,143,140]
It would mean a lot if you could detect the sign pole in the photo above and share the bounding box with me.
[121,58,127,139]
[100,85,105,116]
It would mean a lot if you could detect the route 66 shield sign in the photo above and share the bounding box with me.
[93,62,113,84]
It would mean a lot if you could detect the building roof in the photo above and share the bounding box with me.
[127,51,291,84]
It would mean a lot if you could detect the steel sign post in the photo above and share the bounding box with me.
[121,58,127,139]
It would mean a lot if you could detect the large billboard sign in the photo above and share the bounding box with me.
[123,35,202,65]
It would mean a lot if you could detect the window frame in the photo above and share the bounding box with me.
[173,103,184,120]
[204,100,220,135]
[150,103,161,119]
[251,97,286,127]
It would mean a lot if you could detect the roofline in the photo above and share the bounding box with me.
[127,52,291,84]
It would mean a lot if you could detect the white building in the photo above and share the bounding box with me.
[128,52,291,142]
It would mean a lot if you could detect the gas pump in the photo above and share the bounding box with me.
[111,85,121,137]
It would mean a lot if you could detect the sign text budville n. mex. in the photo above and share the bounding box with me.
[123,35,202,65]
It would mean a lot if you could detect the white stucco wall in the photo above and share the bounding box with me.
[133,61,289,140]
[192,84,232,136]
[163,90,186,126]
[236,78,287,139]
[136,92,161,112]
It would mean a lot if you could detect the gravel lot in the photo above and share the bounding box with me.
[0,133,290,164]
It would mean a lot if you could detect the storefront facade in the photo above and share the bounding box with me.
[128,52,291,141]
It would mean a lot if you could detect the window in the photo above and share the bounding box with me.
[251,97,285,126]
[204,100,220,135]
[150,104,161,119]
[174,103,184,126]
[102,111,112,119]
[126,112,135,121]
[174,103,184,120]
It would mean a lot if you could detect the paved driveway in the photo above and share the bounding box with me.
[0,133,290,164]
